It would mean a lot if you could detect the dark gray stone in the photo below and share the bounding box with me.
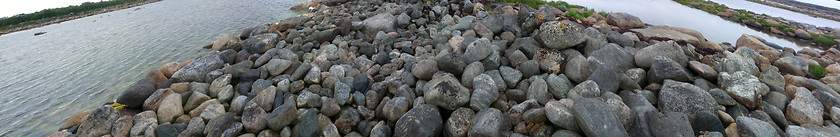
[572,98,629,137]
[394,104,443,137]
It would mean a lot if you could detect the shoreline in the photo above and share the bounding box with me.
[745,0,840,22]
[675,0,840,48]
[0,0,162,36]
[53,0,840,137]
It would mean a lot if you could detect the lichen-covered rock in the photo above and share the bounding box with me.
[538,20,585,50]
[170,54,224,82]
[77,107,119,137]
[719,71,768,109]
[424,73,470,110]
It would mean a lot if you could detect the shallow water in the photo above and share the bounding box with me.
[711,0,840,28]
[0,0,302,136]
[561,0,810,50]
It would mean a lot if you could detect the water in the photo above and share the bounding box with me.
[0,0,302,136]
[711,0,840,28]
[560,0,810,50]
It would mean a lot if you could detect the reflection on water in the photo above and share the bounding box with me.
[0,0,302,136]
[560,0,809,50]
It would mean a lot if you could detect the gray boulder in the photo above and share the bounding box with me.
[572,98,629,137]
[394,104,443,137]
[719,71,768,109]
[171,54,224,82]
[362,13,396,36]
[538,20,585,50]
[78,107,120,137]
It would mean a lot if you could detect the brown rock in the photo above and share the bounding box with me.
[160,62,181,78]
[169,82,190,93]
[147,70,168,84]
[736,34,775,51]
[143,88,175,111]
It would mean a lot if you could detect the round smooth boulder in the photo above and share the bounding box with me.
[538,20,585,50]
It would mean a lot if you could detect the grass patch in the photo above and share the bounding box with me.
[811,34,839,46]
[809,64,828,79]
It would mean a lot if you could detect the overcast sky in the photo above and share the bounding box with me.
[0,0,99,18]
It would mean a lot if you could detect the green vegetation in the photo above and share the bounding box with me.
[0,0,140,30]
[811,34,839,46]
[109,102,126,111]
[809,64,828,79]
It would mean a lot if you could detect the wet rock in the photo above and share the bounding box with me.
[736,117,780,137]
[424,73,470,110]
[606,12,644,29]
[572,98,628,137]
[468,108,509,137]
[116,78,157,108]
[786,87,824,126]
[171,54,224,82]
[394,104,443,137]
[157,94,183,124]
[77,107,119,137]
[539,20,585,50]
[354,72,370,92]
[634,41,688,69]
[648,56,692,83]
[719,71,768,109]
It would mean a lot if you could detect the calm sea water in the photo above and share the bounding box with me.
[0,0,301,136]
[711,0,840,28]
[561,0,812,50]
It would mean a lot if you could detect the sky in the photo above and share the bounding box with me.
[794,0,840,10]
[0,0,100,18]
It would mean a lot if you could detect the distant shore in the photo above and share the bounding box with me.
[746,0,840,22]
[0,0,161,36]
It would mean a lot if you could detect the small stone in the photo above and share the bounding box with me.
[464,38,493,63]
[546,101,578,131]
[468,108,509,137]
[267,97,297,131]
[500,66,522,88]
[572,98,628,137]
[567,80,600,98]
[445,108,475,137]
[736,117,781,137]
[242,102,268,133]
[383,97,410,122]
[528,78,549,105]
[424,73,470,110]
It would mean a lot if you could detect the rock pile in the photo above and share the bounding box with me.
[55,0,840,137]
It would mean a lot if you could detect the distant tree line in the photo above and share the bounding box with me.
[0,0,140,28]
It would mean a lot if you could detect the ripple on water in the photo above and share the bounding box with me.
[0,0,304,136]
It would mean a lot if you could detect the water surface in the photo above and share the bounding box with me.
[0,0,302,136]
[561,0,809,50]
[711,0,840,28]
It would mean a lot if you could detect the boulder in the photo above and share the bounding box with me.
[77,107,120,137]
[533,48,565,73]
[716,52,760,76]
[424,73,471,110]
[116,78,157,108]
[648,56,692,83]
[412,60,438,80]
[572,98,629,137]
[468,108,509,137]
[647,112,694,137]
[719,71,768,109]
[634,41,688,69]
[786,87,824,126]
[658,80,717,121]
[362,13,397,36]
[794,29,812,40]
[774,56,808,76]
[538,20,585,50]
[170,54,224,82]
[736,117,781,137]
[445,108,474,137]
[631,28,700,45]
[394,104,443,137]
[470,74,499,110]
[545,100,579,131]
[143,88,175,111]
[157,94,183,124]
[736,34,775,51]
[606,12,645,29]
[242,102,268,133]
[242,33,279,54]
[689,61,718,80]
[589,43,635,71]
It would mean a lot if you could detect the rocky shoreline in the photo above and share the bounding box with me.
[53,0,840,137]
[0,0,161,36]
[676,0,840,48]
